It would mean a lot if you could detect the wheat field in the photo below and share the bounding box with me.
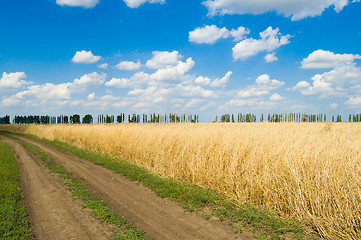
[2,122,361,239]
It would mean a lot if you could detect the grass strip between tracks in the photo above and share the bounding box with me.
[0,138,31,240]
[18,133,309,239]
[9,135,153,240]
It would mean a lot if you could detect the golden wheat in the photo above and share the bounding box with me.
[2,122,361,239]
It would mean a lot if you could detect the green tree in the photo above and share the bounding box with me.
[82,114,93,124]
[71,114,81,124]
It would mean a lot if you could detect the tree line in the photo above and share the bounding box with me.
[215,113,361,123]
[2,112,361,125]
[0,115,10,124]
[7,113,199,124]
[97,113,199,123]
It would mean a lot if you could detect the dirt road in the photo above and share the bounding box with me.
[1,136,114,240]
[4,134,253,240]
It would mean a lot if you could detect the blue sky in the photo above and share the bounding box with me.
[1,0,361,122]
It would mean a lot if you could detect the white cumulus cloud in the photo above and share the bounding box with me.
[346,97,361,106]
[98,63,109,69]
[87,93,95,101]
[269,93,284,101]
[115,60,141,71]
[0,72,32,91]
[289,81,311,90]
[73,72,106,89]
[238,74,284,97]
[301,49,361,69]
[293,50,361,98]
[232,26,291,60]
[105,72,150,88]
[265,53,278,63]
[1,72,106,108]
[189,25,230,44]
[146,51,182,69]
[203,0,360,21]
[189,25,250,44]
[103,51,231,112]
[123,0,165,8]
[72,50,101,64]
[230,26,250,41]
[149,57,195,83]
[56,0,99,8]
[210,71,232,87]
[3,83,72,107]
[329,103,339,109]
[194,76,211,85]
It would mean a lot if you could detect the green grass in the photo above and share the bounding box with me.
[21,141,153,240]
[15,132,311,239]
[0,138,31,240]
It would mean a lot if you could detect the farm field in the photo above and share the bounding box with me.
[2,122,361,239]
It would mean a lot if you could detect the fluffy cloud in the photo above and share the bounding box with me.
[2,83,73,107]
[123,0,165,8]
[98,63,109,69]
[346,97,361,106]
[174,84,214,98]
[115,60,141,71]
[56,0,99,8]
[230,26,250,41]
[106,54,232,91]
[184,99,204,108]
[87,92,95,101]
[124,84,214,112]
[150,57,195,83]
[106,57,195,88]
[73,72,106,89]
[1,72,106,107]
[232,27,291,61]
[105,72,150,88]
[223,74,284,110]
[301,50,361,69]
[202,0,360,20]
[0,72,32,91]
[265,53,278,63]
[236,74,284,98]
[189,25,230,44]
[146,51,182,69]
[290,81,311,90]
[269,93,284,101]
[293,50,361,98]
[72,50,101,64]
[194,72,232,88]
[105,77,131,88]
[77,94,128,110]
[29,83,73,100]
[209,71,232,87]
[189,25,287,62]
[329,103,339,109]
[103,51,233,112]
[194,76,211,85]
[189,25,249,44]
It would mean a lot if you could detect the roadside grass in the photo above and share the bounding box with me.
[19,139,153,240]
[13,132,312,240]
[0,138,31,240]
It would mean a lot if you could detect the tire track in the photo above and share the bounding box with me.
[2,136,113,240]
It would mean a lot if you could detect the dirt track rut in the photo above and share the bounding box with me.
[7,134,252,240]
[2,136,113,240]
